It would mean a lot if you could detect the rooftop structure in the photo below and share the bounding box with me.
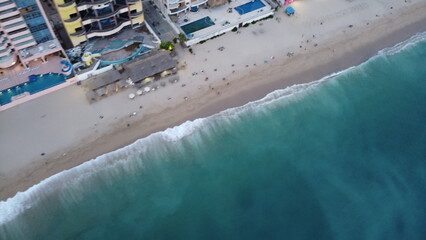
[154,0,209,16]
[173,0,274,45]
[123,49,177,83]
[53,0,145,47]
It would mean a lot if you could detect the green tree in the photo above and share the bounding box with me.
[178,33,188,42]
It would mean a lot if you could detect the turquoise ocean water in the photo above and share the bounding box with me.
[1,32,426,240]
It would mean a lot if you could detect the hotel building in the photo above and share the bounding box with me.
[154,0,208,16]
[53,0,145,47]
[0,0,57,68]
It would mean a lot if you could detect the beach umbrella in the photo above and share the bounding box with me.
[136,90,143,95]
[286,6,295,15]
[144,87,151,92]
[128,93,135,99]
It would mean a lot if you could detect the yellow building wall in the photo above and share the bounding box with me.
[63,21,82,33]
[55,4,78,22]
[132,15,144,25]
[53,0,66,5]
[70,36,87,46]
[54,1,86,46]
[130,2,143,12]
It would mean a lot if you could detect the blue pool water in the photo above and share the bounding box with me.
[234,0,266,15]
[0,73,66,105]
[181,17,215,35]
[99,45,146,67]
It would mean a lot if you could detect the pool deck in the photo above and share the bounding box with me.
[0,56,66,92]
[0,77,76,112]
[176,0,274,45]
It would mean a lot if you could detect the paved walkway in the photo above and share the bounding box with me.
[142,0,178,42]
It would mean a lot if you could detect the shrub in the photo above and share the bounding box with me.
[160,41,174,50]
[243,23,250,27]
[189,48,193,54]
[178,33,188,42]
[172,38,178,44]
[232,27,238,32]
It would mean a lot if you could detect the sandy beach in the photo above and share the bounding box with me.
[1,0,426,201]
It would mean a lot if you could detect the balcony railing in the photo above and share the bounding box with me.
[3,20,24,29]
[70,28,86,36]
[64,15,81,22]
[15,39,35,47]
[81,5,127,21]
[170,5,188,14]
[0,14,20,23]
[87,19,129,34]
[190,0,207,7]
[76,0,112,6]
[0,1,13,7]
[130,10,143,18]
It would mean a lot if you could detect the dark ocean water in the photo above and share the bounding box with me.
[1,32,426,240]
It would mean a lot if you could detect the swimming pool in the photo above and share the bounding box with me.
[181,17,215,35]
[234,0,266,15]
[0,73,66,105]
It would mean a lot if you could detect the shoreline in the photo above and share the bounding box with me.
[1,1,426,201]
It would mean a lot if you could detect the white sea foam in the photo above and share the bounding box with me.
[379,31,426,56]
[3,31,423,226]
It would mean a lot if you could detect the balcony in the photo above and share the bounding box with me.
[81,5,127,21]
[0,53,17,69]
[130,10,143,18]
[7,27,29,37]
[64,15,81,23]
[170,5,188,14]
[0,14,20,23]
[0,48,10,58]
[76,0,112,6]
[0,1,14,12]
[70,28,86,36]
[190,0,207,7]
[0,7,18,19]
[168,0,184,4]
[0,0,12,5]
[3,21,25,29]
[86,19,130,38]
[11,34,33,45]
[58,0,75,7]
[14,39,36,50]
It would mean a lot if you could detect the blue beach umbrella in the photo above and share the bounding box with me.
[286,6,295,15]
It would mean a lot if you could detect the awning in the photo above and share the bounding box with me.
[95,87,107,96]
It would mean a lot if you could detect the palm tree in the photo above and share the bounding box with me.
[178,33,188,43]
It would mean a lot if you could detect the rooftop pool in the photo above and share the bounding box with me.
[0,73,66,106]
[234,0,266,15]
[181,17,215,35]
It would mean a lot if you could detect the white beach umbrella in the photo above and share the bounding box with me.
[136,90,143,95]
[144,87,151,92]
[128,93,136,99]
